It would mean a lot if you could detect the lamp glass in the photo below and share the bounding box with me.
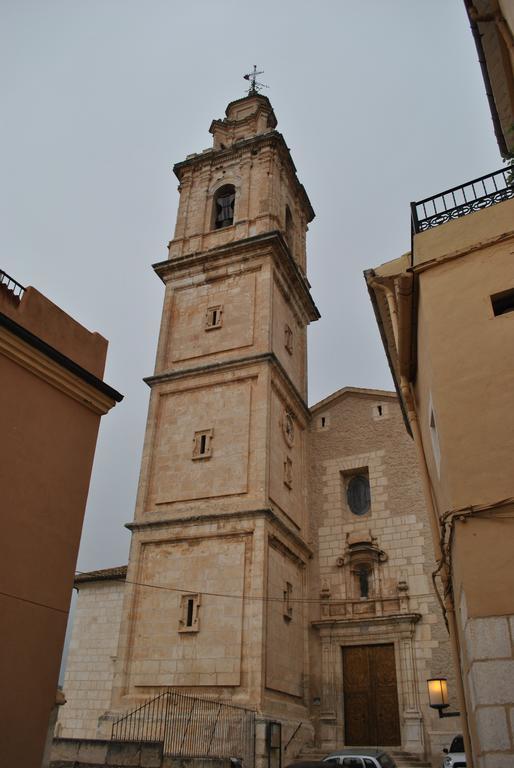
[427,678,449,709]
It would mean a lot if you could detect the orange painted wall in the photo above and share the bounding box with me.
[0,284,117,768]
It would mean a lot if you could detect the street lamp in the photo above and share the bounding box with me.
[427,678,460,718]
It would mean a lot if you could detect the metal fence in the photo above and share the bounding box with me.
[0,269,25,301]
[411,166,514,234]
[112,689,255,768]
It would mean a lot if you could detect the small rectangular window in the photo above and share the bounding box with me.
[179,593,200,632]
[192,429,213,460]
[318,413,329,431]
[283,582,293,620]
[372,403,389,420]
[284,324,294,355]
[491,288,514,316]
[284,456,293,489]
[186,598,194,626]
[205,304,223,330]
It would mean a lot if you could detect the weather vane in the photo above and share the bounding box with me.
[243,65,268,96]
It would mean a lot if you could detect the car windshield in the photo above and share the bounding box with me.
[450,737,464,753]
[378,756,396,768]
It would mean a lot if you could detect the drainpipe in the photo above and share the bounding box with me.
[368,277,473,766]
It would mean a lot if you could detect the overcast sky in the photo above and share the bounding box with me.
[1,0,502,575]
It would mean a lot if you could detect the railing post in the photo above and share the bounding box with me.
[410,201,419,236]
[206,703,222,755]
[162,690,171,754]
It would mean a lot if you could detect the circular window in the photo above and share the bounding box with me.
[346,475,371,516]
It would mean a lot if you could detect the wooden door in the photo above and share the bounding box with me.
[342,643,400,746]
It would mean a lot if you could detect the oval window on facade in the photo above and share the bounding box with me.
[346,475,371,516]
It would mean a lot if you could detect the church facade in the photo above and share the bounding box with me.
[58,94,457,763]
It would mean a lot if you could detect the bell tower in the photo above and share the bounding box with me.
[112,92,319,738]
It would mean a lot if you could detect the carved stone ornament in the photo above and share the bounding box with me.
[282,410,295,447]
[339,532,388,568]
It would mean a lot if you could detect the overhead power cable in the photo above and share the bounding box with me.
[74,570,448,605]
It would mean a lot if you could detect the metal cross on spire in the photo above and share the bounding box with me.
[243,65,268,95]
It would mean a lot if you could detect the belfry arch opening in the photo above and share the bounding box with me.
[213,184,236,229]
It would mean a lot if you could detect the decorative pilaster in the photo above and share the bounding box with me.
[399,629,423,754]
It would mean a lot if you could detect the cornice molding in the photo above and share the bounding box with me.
[126,507,313,558]
[312,612,421,630]
[154,231,320,324]
[0,324,118,415]
[145,351,310,419]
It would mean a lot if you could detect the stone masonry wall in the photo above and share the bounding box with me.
[308,389,458,758]
[459,589,514,768]
[58,580,125,739]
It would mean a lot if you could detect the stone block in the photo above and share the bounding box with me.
[50,738,80,760]
[107,740,142,766]
[141,741,164,767]
[476,706,511,751]
[471,660,514,705]
[483,754,514,768]
[465,616,512,660]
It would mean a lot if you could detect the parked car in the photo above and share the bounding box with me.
[442,736,466,768]
[322,750,397,768]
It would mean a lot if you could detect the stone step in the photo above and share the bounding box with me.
[389,752,430,767]
[50,763,138,768]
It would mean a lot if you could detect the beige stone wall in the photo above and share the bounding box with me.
[154,257,271,378]
[170,144,300,264]
[128,536,246,689]
[111,513,312,717]
[451,508,514,767]
[134,362,269,521]
[413,202,514,513]
[271,273,307,399]
[308,390,458,755]
[146,379,252,506]
[265,541,305,698]
[58,580,125,738]
[166,272,258,366]
[268,382,307,532]
[458,589,514,768]
[169,148,309,271]
[402,200,514,766]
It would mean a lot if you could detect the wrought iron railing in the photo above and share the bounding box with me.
[112,689,255,767]
[0,269,25,300]
[284,721,304,754]
[411,167,514,234]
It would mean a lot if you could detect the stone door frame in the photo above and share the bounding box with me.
[314,614,423,755]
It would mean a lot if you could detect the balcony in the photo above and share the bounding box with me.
[0,269,25,304]
[411,166,513,235]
